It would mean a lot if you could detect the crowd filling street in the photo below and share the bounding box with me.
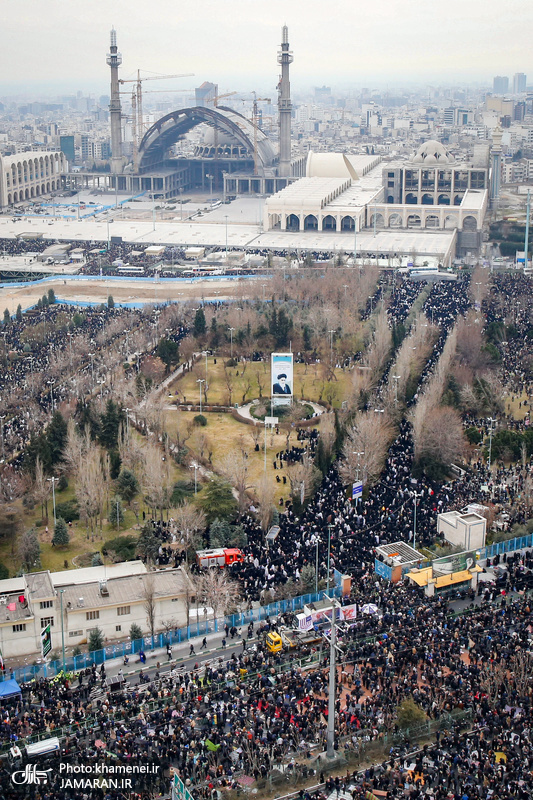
[1,241,533,800]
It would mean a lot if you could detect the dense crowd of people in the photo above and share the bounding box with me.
[2,264,533,800]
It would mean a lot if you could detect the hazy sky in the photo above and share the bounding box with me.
[2,0,532,97]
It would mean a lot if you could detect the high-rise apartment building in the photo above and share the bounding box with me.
[513,73,527,93]
[493,76,509,94]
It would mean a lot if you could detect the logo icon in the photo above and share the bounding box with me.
[11,764,52,785]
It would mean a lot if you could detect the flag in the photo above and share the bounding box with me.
[205,739,221,752]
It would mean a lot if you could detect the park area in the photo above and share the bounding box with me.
[166,354,354,409]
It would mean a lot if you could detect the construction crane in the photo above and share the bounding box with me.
[121,87,192,170]
[205,91,238,164]
[119,70,194,144]
[251,92,271,175]
[206,90,238,108]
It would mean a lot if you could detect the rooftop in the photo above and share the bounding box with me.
[61,568,192,613]
[24,571,55,600]
[375,541,425,565]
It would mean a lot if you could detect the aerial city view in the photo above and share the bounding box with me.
[1,2,533,798]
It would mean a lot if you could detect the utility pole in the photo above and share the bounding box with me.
[48,476,57,527]
[197,379,205,414]
[326,596,340,758]
[60,589,66,673]
[412,491,421,552]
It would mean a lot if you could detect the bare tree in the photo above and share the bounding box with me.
[319,411,336,461]
[173,502,206,562]
[142,573,157,638]
[340,411,396,487]
[364,309,392,387]
[77,444,106,539]
[196,569,241,620]
[62,418,84,477]
[142,442,173,521]
[219,449,253,515]
[413,405,466,471]
[32,456,51,521]
[255,475,276,531]
[287,452,321,504]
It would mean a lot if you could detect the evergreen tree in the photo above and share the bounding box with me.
[303,325,312,351]
[47,411,68,467]
[193,307,206,337]
[88,627,104,652]
[91,552,103,567]
[107,295,115,309]
[129,622,143,641]
[42,294,49,307]
[209,518,232,547]
[198,478,238,525]
[16,304,22,322]
[47,288,56,305]
[3,309,10,325]
[99,400,124,450]
[52,517,70,547]
[116,469,140,505]
[108,497,124,527]
[136,524,160,563]
[157,338,180,372]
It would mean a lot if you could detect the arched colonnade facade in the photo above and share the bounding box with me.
[266,203,483,233]
[0,152,67,207]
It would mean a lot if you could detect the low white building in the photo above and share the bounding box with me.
[437,510,487,551]
[0,561,195,662]
[0,151,67,207]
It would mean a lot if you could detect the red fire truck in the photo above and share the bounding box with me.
[196,548,245,568]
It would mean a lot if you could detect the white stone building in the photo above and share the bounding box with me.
[0,562,195,661]
[0,151,67,207]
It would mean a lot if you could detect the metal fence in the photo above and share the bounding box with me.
[483,532,533,559]
[5,587,341,684]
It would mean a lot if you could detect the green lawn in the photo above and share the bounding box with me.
[167,356,353,408]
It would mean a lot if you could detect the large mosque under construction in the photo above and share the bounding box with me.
[90,26,305,200]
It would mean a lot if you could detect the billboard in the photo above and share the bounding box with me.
[271,352,293,397]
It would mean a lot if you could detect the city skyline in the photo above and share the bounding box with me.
[2,0,533,96]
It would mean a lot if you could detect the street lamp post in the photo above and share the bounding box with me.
[393,374,401,405]
[124,330,130,359]
[60,589,66,673]
[326,523,333,595]
[412,491,421,551]
[487,417,495,467]
[0,416,5,460]
[224,215,229,263]
[48,476,57,527]
[328,330,335,368]
[88,353,95,387]
[48,380,55,413]
[353,451,364,483]
[202,351,209,387]
[197,379,205,414]
[315,539,319,595]
[191,462,198,495]
[326,596,340,758]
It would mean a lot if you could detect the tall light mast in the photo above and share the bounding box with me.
[107,27,124,174]
[277,25,293,177]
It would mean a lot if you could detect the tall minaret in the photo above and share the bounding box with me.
[106,27,124,174]
[490,124,503,208]
[277,25,293,178]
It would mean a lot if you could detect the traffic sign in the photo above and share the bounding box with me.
[352,481,363,500]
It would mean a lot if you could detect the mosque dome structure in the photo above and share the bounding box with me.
[409,140,455,165]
